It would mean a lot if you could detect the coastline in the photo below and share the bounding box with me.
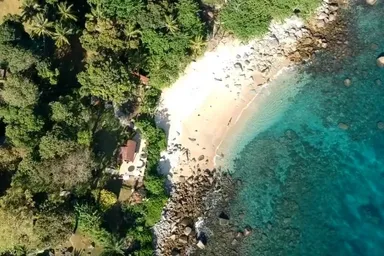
[154,0,346,254]
[156,17,308,182]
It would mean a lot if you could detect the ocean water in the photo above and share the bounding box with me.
[226,2,384,256]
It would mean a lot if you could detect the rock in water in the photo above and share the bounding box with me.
[377,56,384,67]
[196,240,206,249]
[218,212,230,226]
[366,0,377,5]
[377,121,384,130]
[338,122,349,130]
[344,78,352,87]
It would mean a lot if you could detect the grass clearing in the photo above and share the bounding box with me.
[0,0,21,22]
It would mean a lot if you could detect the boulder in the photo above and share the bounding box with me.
[377,56,384,67]
[377,121,384,130]
[366,0,377,5]
[179,235,188,244]
[196,240,206,249]
[180,217,193,227]
[375,79,382,86]
[338,122,349,130]
[219,212,230,226]
[244,226,252,236]
[231,239,238,246]
[329,3,339,11]
[184,226,192,236]
[170,234,176,240]
[316,20,325,28]
[171,248,181,256]
[198,155,205,161]
[344,78,352,87]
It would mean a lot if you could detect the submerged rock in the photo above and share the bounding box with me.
[196,240,206,249]
[377,121,384,130]
[377,56,384,67]
[338,122,349,130]
[218,212,230,226]
[344,78,352,87]
[366,0,377,5]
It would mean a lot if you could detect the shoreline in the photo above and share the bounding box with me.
[156,16,310,182]
[154,0,345,254]
[212,63,293,167]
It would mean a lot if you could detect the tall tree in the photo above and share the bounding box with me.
[57,2,78,22]
[52,23,73,47]
[21,0,43,21]
[26,13,54,37]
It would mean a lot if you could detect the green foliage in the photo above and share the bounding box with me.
[75,203,113,246]
[36,61,60,85]
[97,189,118,211]
[220,0,320,39]
[39,132,77,159]
[78,60,134,104]
[136,119,166,173]
[0,186,74,253]
[1,76,39,108]
[0,43,38,73]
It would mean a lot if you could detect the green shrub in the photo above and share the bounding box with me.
[220,0,320,40]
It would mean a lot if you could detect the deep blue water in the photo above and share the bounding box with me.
[228,3,384,256]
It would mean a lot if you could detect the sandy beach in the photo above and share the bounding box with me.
[155,17,309,181]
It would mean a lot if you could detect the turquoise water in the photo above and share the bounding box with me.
[228,3,384,256]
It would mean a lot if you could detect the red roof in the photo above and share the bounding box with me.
[120,140,137,162]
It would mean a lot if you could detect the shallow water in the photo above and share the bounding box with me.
[226,3,384,256]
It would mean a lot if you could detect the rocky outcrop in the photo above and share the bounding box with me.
[154,169,218,255]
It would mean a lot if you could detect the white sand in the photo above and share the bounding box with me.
[155,17,310,182]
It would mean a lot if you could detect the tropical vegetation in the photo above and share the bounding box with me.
[0,0,321,254]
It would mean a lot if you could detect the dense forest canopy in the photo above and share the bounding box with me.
[0,0,320,254]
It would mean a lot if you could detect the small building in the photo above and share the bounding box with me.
[118,137,147,182]
[119,140,137,163]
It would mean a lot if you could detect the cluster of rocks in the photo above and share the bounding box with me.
[154,169,218,255]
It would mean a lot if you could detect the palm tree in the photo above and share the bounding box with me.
[190,35,207,57]
[57,2,77,22]
[52,24,73,47]
[101,236,125,256]
[124,23,142,49]
[164,15,178,34]
[85,5,103,22]
[26,13,54,37]
[21,0,42,21]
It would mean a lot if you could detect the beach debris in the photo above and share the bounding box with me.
[218,212,230,226]
[338,122,349,130]
[344,78,352,87]
[196,240,206,249]
[377,56,384,67]
[184,226,192,236]
[377,121,384,130]
[188,137,196,141]
[366,0,377,5]
[234,62,243,71]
